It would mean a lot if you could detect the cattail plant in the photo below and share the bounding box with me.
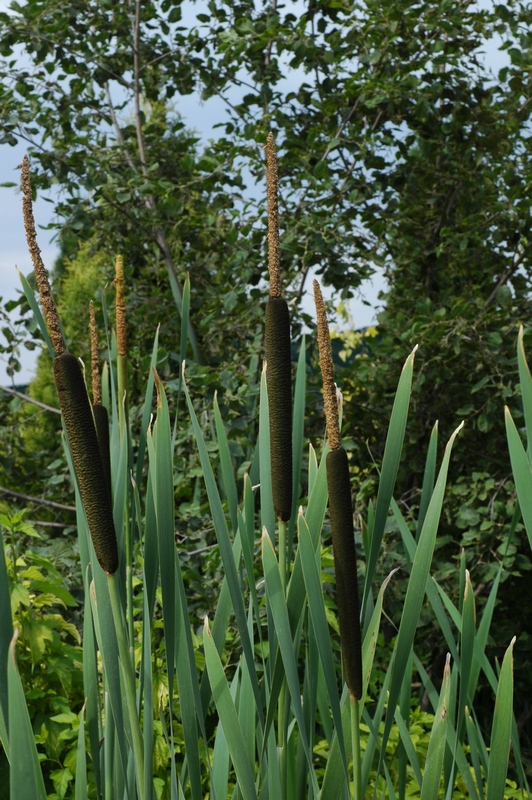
[265,132,292,525]
[21,156,118,576]
[314,279,362,700]
[314,279,363,797]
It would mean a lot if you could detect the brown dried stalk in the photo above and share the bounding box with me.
[115,255,127,357]
[265,132,281,297]
[89,301,102,405]
[21,156,65,356]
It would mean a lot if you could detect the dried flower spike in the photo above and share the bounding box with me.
[21,156,65,356]
[313,279,340,451]
[265,132,281,298]
[115,255,127,358]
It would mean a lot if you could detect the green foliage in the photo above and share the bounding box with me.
[1,511,85,797]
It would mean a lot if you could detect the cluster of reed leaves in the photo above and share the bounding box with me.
[0,162,530,797]
[0,265,529,800]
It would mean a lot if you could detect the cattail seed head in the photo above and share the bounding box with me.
[266,296,293,522]
[326,446,362,701]
[54,353,118,574]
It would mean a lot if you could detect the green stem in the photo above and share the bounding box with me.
[117,353,129,442]
[278,518,288,797]
[351,695,362,800]
[124,503,134,650]
[278,519,287,591]
[107,573,145,799]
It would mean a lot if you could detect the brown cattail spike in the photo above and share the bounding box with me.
[115,255,127,358]
[326,447,363,700]
[54,353,118,574]
[21,156,65,356]
[314,279,362,700]
[89,301,102,406]
[265,132,281,298]
[313,280,341,450]
[265,296,293,521]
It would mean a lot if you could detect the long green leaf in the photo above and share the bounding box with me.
[213,392,239,534]
[203,618,258,800]
[288,334,307,557]
[420,655,451,800]
[505,407,532,551]
[261,530,319,798]
[378,422,463,777]
[7,632,47,800]
[17,269,54,357]
[135,325,160,488]
[0,526,13,757]
[298,511,347,772]
[517,325,532,455]
[75,703,88,800]
[184,367,264,728]
[362,346,417,616]
[486,637,515,800]
[320,569,397,800]
[457,571,475,744]
[413,653,479,800]
[259,366,275,538]
[417,421,438,538]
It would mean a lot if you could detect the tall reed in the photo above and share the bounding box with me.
[264,132,292,525]
[21,156,118,576]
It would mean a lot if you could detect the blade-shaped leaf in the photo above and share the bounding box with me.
[203,618,258,800]
[8,632,47,800]
[420,655,451,800]
[487,637,515,800]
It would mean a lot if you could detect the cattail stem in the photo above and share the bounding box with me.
[350,696,362,800]
[278,519,287,590]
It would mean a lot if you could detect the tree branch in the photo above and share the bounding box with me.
[0,385,61,415]
[485,247,528,309]
[128,0,203,363]
[0,486,75,512]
